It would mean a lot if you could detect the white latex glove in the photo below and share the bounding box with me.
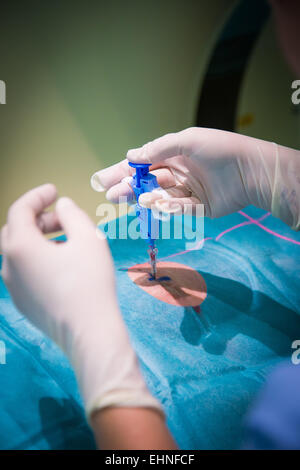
[91,127,300,230]
[0,184,162,419]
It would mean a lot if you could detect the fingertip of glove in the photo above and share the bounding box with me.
[91,172,106,192]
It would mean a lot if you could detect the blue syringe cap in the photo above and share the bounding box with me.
[128,162,151,168]
[129,162,151,176]
[129,162,153,187]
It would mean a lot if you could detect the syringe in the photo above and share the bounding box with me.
[128,162,160,279]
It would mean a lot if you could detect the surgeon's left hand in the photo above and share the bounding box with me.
[0,184,163,423]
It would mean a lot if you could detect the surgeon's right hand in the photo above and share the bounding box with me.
[91,127,299,230]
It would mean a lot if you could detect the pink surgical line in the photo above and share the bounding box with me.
[238,210,300,246]
[159,214,266,261]
[215,211,270,241]
[158,237,213,261]
[159,210,300,262]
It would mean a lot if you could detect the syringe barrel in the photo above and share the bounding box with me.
[129,162,160,243]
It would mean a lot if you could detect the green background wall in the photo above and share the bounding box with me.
[0,0,298,231]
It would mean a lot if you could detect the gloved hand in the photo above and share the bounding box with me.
[0,184,162,419]
[91,127,300,230]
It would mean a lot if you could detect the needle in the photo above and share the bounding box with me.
[148,245,158,279]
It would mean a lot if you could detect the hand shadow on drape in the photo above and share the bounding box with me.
[180,271,300,357]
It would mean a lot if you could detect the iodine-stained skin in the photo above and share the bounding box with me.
[128,261,207,307]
